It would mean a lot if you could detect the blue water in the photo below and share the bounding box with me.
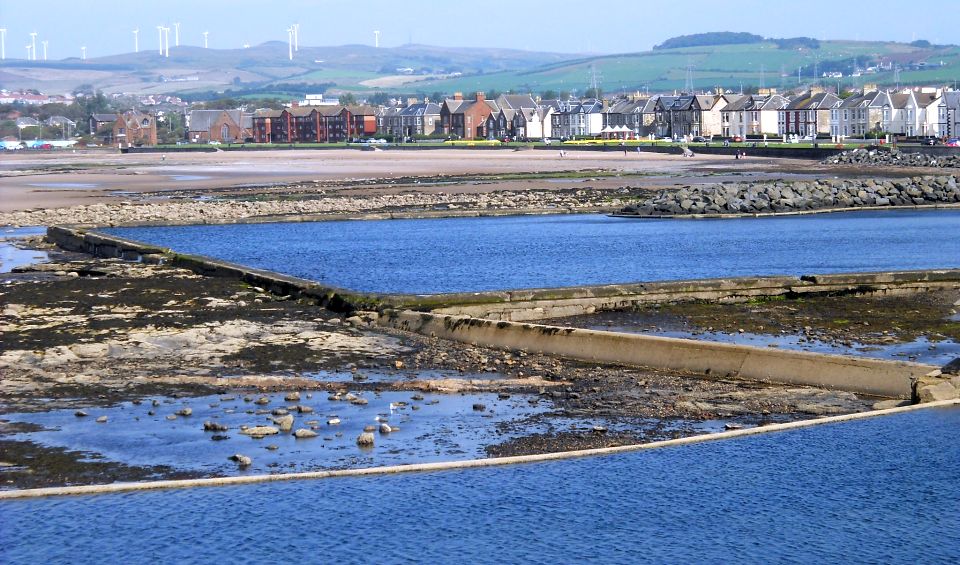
[105,210,960,294]
[2,407,958,563]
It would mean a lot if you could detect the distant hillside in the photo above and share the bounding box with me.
[403,40,960,97]
[0,42,578,96]
[0,37,956,99]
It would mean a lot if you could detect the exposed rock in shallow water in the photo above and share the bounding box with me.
[618,175,959,217]
[356,431,375,446]
[272,414,294,432]
[229,453,252,467]
[203,421,228,432]
[240,425,280,438]
[293,428,317,439]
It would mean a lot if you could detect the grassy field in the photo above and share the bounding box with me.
[405,40,954,95]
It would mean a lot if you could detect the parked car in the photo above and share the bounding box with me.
[945,138,960,147]
[208,140,221,145]
[731,135,743,143]
[692,136,706,143]
[920,137,939,146]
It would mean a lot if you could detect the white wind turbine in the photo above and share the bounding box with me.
[0,28,7,60]
[203,31,209,48]
[29,32,37,60]
[286,27,293,60]
[373,30,380,48]
[81,46,86,61]
[133,28,139,53]
[292,23,299,51]
[157,25,164,55]
[173,22,180,47]
[41,40,47,61]
[163,26,170,57]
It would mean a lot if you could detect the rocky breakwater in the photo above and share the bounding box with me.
[618,175,960,217]
[824,148,960,168]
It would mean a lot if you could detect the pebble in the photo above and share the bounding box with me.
[74,410,88,417]
[229,454,252,467]
[96,416,108,423]
[175,407,192,417]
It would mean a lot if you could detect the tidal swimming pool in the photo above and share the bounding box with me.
[2,407,957,563]
[105,209,960,294]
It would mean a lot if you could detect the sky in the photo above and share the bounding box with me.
[0,0,954,59]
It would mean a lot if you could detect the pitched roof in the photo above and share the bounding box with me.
[942,91,960,109]
[91,113,117,122]
[497,94,537,110]
[785,92,839,110]
[188,109,250,132]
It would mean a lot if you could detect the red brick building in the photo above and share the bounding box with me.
[440,92,499,139]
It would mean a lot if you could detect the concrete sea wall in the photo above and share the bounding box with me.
[429,270,960,321]
[381,311,935,398]
[47,225,954,399]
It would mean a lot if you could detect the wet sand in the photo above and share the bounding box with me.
[1,148,818,213]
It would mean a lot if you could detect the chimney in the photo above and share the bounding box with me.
[453,92,463,101]
[407,97,419,106]
[475,91,485,102]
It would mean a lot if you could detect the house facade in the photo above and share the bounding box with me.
[439,92,499,139]
[112,110,157,146]
[939,91,960,138]
[379,101,441,139]
[721,94,788,138]
[187,109,252,143]
[655,94,728,138]
[551,99,604,138]
[778,91,839,136]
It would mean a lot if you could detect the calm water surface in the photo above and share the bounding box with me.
[106,210,960,293]
[2,407,958,563]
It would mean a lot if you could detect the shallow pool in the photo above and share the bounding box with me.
[105,209,960,294]
[2,407,957,563]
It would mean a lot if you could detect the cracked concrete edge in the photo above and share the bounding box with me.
[2,398,956,500]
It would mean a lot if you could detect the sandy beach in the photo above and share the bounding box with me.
[0,148,816,214]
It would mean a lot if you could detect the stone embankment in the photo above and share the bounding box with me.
[824,148,960,168]
[618,175,960,217]
[0,189,626,227]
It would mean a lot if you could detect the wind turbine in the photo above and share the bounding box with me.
[373,30,380,48]
[81,46,86,61]
[163,26,170,57]
[287,27,293,60]
[25,44,31,60]
[292,23,299,51]
[173,22,180,47]
[133,28,139,53]
[157,26,164,55]
[203,31,209,48]
[29,32,37,60]
[0,28,6,60]
[41,40,48,61]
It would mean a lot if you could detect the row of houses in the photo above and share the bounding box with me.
[89,86,960,146]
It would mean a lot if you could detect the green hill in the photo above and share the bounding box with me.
[407,40,959,96]
[0,38,955,98]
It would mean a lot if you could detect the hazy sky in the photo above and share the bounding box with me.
[0,0,952,59]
